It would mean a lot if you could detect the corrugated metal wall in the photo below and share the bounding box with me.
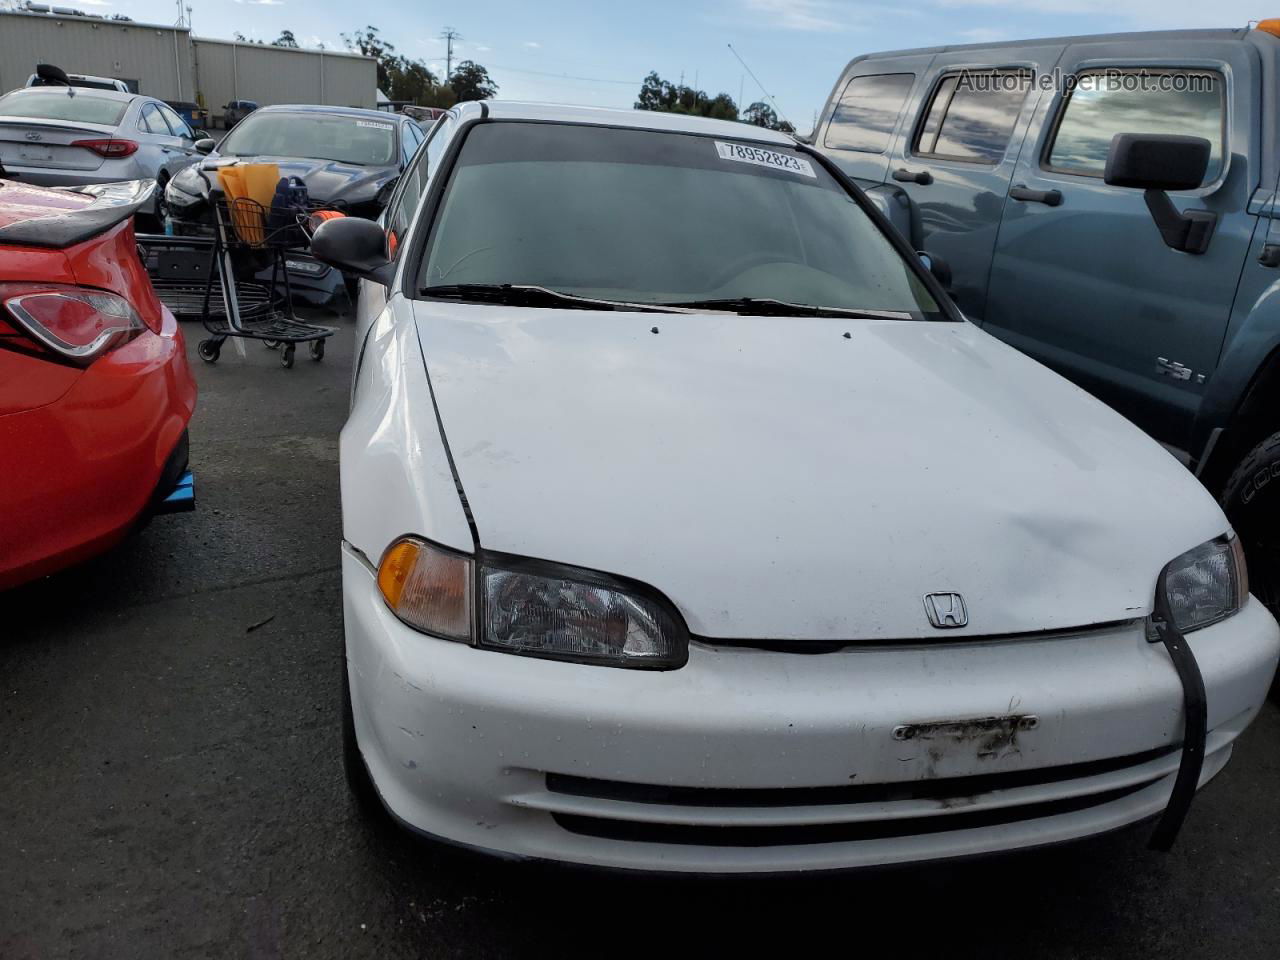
[0,12,376,114]
[192,40,376,115]
[0,12,193,99]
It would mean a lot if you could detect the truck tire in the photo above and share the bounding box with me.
[1220,429,1280,616]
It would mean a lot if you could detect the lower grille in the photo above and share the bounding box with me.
[545,746,1177,809]
[552,780,1154,847]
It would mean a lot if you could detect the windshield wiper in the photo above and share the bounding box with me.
[659,297,913,320]
[420,283,676,313]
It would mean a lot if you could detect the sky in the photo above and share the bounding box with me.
[38,0,1275,131]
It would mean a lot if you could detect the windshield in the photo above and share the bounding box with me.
[219,112,396,166]
[0,91,127,125]
[420,122,940,318]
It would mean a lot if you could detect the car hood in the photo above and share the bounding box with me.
[203,155,395,205]
[413,303,1227,642]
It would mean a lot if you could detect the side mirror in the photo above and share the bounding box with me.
[311,216,394,285]
[35,63,71,87]
[192,128,209,141]
[193,138,216,155]
[917,250,952,289]
[1104,133,1216,254]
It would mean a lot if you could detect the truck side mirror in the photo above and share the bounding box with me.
[1104,134,1216,255]
[917,251,952,289]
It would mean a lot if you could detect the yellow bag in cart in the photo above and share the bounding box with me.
[216,162,280,246]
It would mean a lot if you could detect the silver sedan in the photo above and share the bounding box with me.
[0,87,210,223]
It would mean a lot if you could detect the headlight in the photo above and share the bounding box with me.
[170,167,203,197]
[1157,534,1248,634]
[376,537,688,669]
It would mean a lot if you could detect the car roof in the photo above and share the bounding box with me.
[451,100,796,145]
[4,85,138,104]
[256,103,407,121]
[843,26,1252,65]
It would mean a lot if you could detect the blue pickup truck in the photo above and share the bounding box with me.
[815,22,1280,608]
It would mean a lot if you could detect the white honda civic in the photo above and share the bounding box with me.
[313,101,1280,874]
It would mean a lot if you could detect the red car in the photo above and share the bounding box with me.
[0,179,197,589]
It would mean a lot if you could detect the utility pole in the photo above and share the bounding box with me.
[441,26,461,81]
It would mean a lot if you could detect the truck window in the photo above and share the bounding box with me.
[1045,69,1225,182]
[823,73,914,154]
[913,69,1030,164]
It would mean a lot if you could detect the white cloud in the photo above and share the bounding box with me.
[475,44,492,52]
[741,0,842,31]
[523,41,541,48]
[78,0,111,6]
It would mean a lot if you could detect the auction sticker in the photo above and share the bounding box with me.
[357,120,394,129]
[714,141,815,178]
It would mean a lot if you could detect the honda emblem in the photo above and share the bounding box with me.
[924,592,968,629]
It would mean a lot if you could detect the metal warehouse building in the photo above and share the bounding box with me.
[0,9,375,117]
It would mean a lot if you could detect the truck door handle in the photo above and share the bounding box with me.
[1010,185,1063,206]
[892,168,933,185]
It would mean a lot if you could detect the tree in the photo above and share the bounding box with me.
[386,56,442,105]
[342,25,395,90]
[635,71,739,122]
[274,30,299,48]
[449,60,497,102]
[742,101,793,133]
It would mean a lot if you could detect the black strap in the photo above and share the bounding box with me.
[1147,571,1209,851]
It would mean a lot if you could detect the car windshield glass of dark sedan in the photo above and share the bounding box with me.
[0,91,128,126]
[218,112,396,166]
[420,122,939,317]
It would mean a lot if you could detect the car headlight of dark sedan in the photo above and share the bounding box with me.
[165,171,204,209]
[376,536,689,669]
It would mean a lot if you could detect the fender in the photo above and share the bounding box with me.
[340,297,473,565]
[1191,275,1280,477]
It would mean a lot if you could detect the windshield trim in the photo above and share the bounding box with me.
[218,111,400,166]
[399,116,962,324]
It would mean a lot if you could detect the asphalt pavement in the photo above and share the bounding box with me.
[2,309,1278,959]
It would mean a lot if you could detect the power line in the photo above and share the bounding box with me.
[440,26,461,79]
[727,42,790,127]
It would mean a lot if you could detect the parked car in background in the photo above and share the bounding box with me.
[0,85,208,227]
[166,104,426,307]
[0,179,196,590]
[26,69,131,93]
[314,101,1279,873]
[815,22,1280,612]
[221,100,258,129]
[165,100,210,132]
[402,105,448,125]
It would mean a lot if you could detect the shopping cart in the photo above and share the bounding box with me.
[194,188,335,369]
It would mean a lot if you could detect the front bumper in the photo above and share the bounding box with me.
[0,307,197,589]
[342,545,1280,873]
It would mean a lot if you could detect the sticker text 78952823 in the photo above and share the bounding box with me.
[714,141,816,178]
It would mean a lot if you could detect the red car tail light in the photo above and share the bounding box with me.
[71,138,139,159]
[1,285,145,364]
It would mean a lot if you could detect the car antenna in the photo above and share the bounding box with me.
[726,43,790,131]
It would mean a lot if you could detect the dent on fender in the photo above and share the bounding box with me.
[340,304,472,563]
